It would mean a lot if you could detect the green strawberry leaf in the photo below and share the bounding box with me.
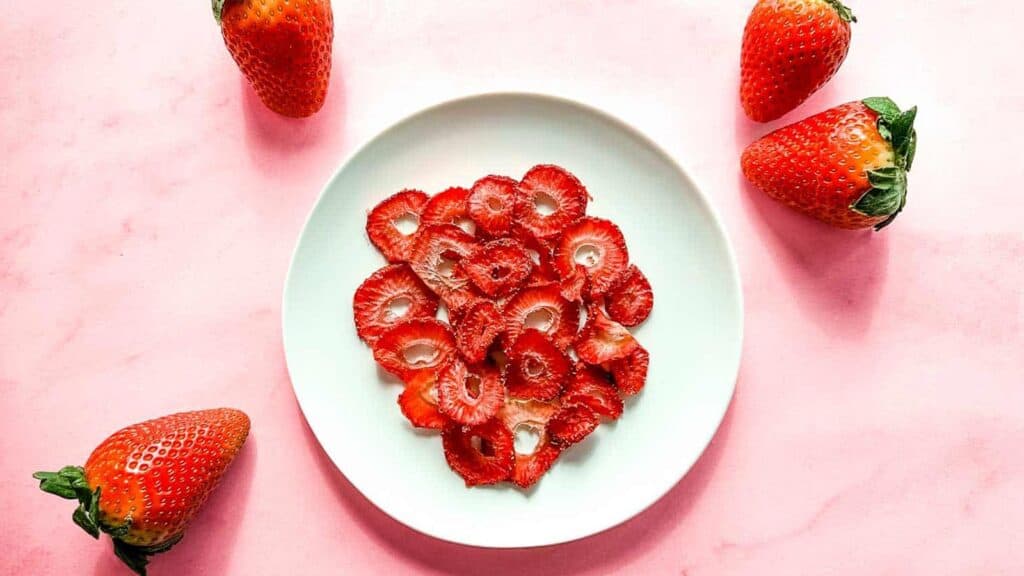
[824,0,858,23]
[212,0,226,25]
[853,167,909,230]
[863,97,901,123]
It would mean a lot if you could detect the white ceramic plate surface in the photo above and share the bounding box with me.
[283,93,742,548]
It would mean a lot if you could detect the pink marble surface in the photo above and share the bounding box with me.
[2,1,1023,574]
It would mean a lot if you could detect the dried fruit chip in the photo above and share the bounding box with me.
[499,399,562,488]
[442,419,514,486]
[554,217,629,297]
[514,165,588,240]
[462,238,533,298]
[353,264,439,344]
[469,175,518,237]
[506,329,570,401]
[373,318,456,380]
[365,189,429,262]
[437,360,504,425]
[605,265,653,327]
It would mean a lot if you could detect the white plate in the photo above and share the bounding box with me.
[283,93,743,548]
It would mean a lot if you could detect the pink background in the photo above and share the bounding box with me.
[2,1,1022,574]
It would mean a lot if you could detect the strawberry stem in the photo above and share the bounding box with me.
[823,0,857,23]
[212,0,226,24]
[855,97,919,230]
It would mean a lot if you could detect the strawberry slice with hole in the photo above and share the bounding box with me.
[437,360,504,425]
[462,238,533,298]
[499,399,562,488]
[353,264,439,344]
[365,190,429,262]
[563,363,623,420]
[421,187,476,236]
[576,303,639,365]
[469,175,518,237]
[442,419,514,486]
[608,344,649,395]
[605,264,653,327]
[455,299,505,364]
[408,224,479,310]
[503,284,580,351]
[373,318,456,380]
[506,329,570,401]
[398,371,447,429]
[514,165,588,240]
[554,217,629,297]
[548,403,599,446]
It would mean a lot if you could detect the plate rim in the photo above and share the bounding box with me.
[282,91,745,548]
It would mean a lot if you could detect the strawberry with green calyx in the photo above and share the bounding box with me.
[742,97,918,230]
[34,408,250,575]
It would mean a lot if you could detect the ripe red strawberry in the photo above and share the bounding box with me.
[608,345,650,395]
[499,399,562,488]
[373,318,456,380]
[408,225,479,310]
[437,360,505,425]
[35,409,250,575]
[421,187,476,235]
[462,239,534,298]
[554,217,629,297]
[742,98,918,230]
[514,165,588,240]
[442,419,514,486]
[398,371,447,429]
[576,304,639,365]
[740,0,855,122]
[353,264,438,344]
[604,265,653,327]
[215,0,333,118]
[454,299,505,364]
[503,284,580,351]
[469,175,518,237]
[563,363,624,420]
[548,404,599,446]
[365,190,429,262]
[506,329,571,401]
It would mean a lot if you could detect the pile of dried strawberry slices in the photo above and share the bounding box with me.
[352,164,654,488]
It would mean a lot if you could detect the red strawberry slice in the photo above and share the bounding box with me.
[554,217,629,297]
[548,404,599,446]
[469,175,518,237]
[442,419,514,486]
[559,262,588,303]
[373,318,456,380]
[462,238,533,298]
[421,187,476,236]
[506,329,570,401]
[576,303,639,365]
[398,371,447,429]
[499,399,562,488]
[514,165,588,240]
[514,228,559,287]
[563,363,623,420]
[353,264,439,344]
[605,264,653,327]
[454,299,505,364]
[409,224,479,310]
[608,344,649,395]
[437,360,504,425]
[503,284,580,351]
[366,190,429,262]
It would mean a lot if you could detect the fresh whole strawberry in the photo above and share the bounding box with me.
[214,0,333,118]
[742,97,917,230]
[34,409,250,575]
[740,0,855,122]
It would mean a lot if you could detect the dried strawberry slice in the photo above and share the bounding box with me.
[421,187,476,236]
[469,175,517,237]
[563,363,623,420]
[462,238,533,298]
[365,190,429,262]
[506,329,570,401]
[514,165,588,240]
[554,217,629,297]
[608,344,649,395]
[548,404,599,446]
[454,299,504,364]
[373,318,456,380]
[437,360,504,425]
[605,265,653,327]
[499,399,562,488]
[576,303,639,365]
[353,264,439,344]
[442,419,514,486]
[503,284,580,351]
[398,371,447,429]
[514,228,559,287]
[409,224,479,310]
[559,263,588,303]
